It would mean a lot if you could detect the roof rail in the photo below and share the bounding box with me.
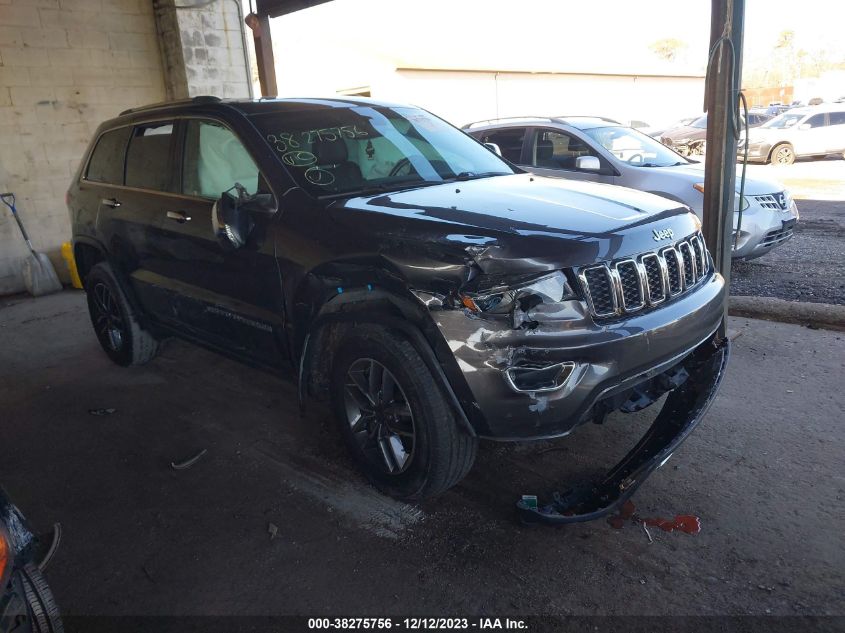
[119,95,222,116]
[461,116,560,129]
[553,115,622,124]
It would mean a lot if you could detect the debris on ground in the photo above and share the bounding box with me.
[170,449,207,470]
[268,522,279,541]
[38,522,62,571]
[607,500,701,535]
[88,408,116,416]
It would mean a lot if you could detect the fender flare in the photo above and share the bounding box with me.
[297,287,480,437]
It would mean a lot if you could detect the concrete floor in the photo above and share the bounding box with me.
[1,291,843,622]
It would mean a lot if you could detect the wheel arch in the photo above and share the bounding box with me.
[292,264,480,437]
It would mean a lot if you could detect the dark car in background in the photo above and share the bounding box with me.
[67,96,728,520]
[659,112,772,155]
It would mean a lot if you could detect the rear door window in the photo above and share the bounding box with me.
[125,122,176,192]
[478,128,526,163]
[86,127,131,185]
[182,120,259,198]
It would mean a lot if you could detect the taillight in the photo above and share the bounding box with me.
[0,527,10,589]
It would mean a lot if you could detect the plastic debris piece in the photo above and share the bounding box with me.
[170,449,207,470]
[642,522,653,544]
[521,495,538,510]
[268,522,279,540]
[88,408,116,416]
[38,522,62,571]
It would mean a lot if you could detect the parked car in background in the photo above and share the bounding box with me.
[740,103,845,164]
[642,116,698,140]
[658,112,773,156]
[68,97,730,519]
[465,116,798,260]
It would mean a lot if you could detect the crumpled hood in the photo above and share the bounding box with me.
[655,162,788,196]
[330,174,700,278]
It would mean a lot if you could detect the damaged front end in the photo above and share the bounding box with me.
[516,333,729,525]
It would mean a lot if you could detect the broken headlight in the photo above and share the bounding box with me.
[459,270,576,314]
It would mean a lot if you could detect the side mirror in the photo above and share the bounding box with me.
[798,123,811,130]
[575,156,601,171]
[212,190,262,250]
[484,142,503,156]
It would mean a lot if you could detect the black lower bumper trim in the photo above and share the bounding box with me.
[516,333,730,525]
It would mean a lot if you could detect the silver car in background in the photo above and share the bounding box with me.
[465,116,799,260]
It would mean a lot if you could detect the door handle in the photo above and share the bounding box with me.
[101,197,121,208]
[166,210,191,223]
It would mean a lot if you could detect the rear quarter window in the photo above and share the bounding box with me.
[86,127,131,184]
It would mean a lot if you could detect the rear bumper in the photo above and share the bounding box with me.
[433,273,726,440]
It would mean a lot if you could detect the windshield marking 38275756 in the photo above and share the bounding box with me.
[251,106,513,197]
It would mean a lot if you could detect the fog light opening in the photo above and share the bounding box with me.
[505,361,577,394]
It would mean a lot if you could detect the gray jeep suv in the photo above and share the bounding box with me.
[67,97,729,523]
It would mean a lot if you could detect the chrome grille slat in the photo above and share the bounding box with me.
[662,247,683,295]
[640,253,666,305]
[678,241,696,286]
[580,265,617,317]
[578,232,711,320]
[614,260,645,311]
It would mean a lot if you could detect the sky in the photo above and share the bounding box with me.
[268,0,845,99]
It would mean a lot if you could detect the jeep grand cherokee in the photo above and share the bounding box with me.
[68,97,728,520]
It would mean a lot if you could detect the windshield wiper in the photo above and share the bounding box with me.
[320,179,441,199]
[451,171,511,181]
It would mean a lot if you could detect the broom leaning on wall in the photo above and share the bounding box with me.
[1,193,63,297]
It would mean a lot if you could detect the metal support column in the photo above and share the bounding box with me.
[702,0,745,337]
[245,11,278,97]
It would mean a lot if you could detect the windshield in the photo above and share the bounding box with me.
[582,126,688,167]
[761,113,804,129]
[251,105,513,196]
[690,115,708,128]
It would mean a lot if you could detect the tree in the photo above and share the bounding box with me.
[649,38,688,62]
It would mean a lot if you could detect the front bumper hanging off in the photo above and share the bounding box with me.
[516,334,730,525]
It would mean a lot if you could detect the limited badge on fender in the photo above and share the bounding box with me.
[652,228,674,241]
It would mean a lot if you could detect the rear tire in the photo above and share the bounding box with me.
[85,262,158,366]
[330,324,477,500]
[770,143,795,165]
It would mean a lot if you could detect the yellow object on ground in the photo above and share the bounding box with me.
[61,242,83,289]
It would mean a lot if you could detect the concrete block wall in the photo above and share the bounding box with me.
[0,0,252,295]
[155,0,252,100]
[0,0,166,294]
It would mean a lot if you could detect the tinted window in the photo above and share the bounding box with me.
[805,114,827,128]
[86,127,131,184]
[479,128,526,163]
[530,129,600,170]
[829,111,845,125]
[125,122,175,192]
[183,120,259,198]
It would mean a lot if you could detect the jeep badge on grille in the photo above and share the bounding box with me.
[652,228,674,241]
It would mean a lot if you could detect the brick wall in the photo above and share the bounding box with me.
[0,0,253,295]
[0,0,166,294]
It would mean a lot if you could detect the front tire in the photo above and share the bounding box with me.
[85,262,159,366]
[330,324,477,500]
[770,143,795,165]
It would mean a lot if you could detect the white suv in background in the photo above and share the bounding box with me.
[741,104,845,165]
[465,116,799,260]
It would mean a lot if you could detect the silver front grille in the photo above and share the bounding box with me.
[753,193,789,211]
[578,233,711,320]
